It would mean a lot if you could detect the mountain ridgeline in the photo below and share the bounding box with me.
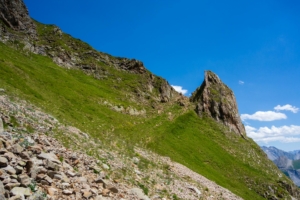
[1,0,300,199]
[262,146,300,187]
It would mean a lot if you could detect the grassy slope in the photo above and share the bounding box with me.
[0,39,296,199]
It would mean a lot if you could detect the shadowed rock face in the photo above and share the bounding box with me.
[190,71,246,137]
[0,0,36,36]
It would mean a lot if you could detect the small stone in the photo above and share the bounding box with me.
[20,151,30,160]
[77,176,87,183]
[47,187,58,197]
[102,188,110,196]
[44,175,53,184]
[53,174,62,180]
[82,183,90,190]
[37,152,60,164]
[14,166,23,174]
[44,159,59,171]
[4,182,20,190]
[99,171,106,179]
[82,190,92,199]
[30,157,43,166]
[28,145,42,154]
[40,180,50,186]
[4,165,16,175]
[95,177,106,187]
[10,144,24,154]
[11,187,32,197]
[0,157,8,167]
[17,161,26,167]
[73,159,79,166]
[130,188,150,200]
[3,152,16,161]
[132,157,140,164]
[102,164,109,170]
[8,195,22,200]
[18,174,31,187]
[108,186,118,193]
[2,177,11,184]
[63,189,73,195]
[36,174,45,181]
[61,172,70,183]
[10,179,19,183]
[61,182,70,189]
[91,188,98,195]
[66,170,76,177]
[188,186,201,196]
[134,169,142,175]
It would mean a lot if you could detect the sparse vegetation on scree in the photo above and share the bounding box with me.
[0,18,299,199]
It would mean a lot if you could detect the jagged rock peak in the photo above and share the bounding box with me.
[190,71,246,137]
[0,0,36,36]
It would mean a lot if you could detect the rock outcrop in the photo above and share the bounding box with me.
[190,71,246,137]
[0,0,36,37]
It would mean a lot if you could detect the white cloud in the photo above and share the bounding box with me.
[239,80,244,85]
[241,111,287,121]
[171,85,188,95]
[274,104,299,113]
[246,125,300,143]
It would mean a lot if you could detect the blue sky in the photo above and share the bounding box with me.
[24,0,300,151]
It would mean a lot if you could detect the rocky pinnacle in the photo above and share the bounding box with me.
[190,71,246,137]
[0,0,36,36]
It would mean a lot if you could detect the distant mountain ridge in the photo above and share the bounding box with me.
[262,146,300,187]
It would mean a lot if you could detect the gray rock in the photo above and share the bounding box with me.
[102,164,109,170]
[129,188,150,200]
[9,144,23,154]
[0,157,8,167]
[0,194,5,200]
[37,152,60,164]
[95,177,106,187]
[108,186,118,193]
[4,182,20,190]
[18,174,31,187]
[188,186,201,196]
[44,175,53,184]
[66,170,76,177]
[8,195,22,200]
[3,152,16,161]
[14,166,23,175]
[132,157,140,164]
[62,189,73,195]
[3,165,16,175]
[77,176,87,183]
[44,159,59,171]
[11,187,31,197]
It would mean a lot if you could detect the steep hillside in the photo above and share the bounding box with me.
[1,0,300,199]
